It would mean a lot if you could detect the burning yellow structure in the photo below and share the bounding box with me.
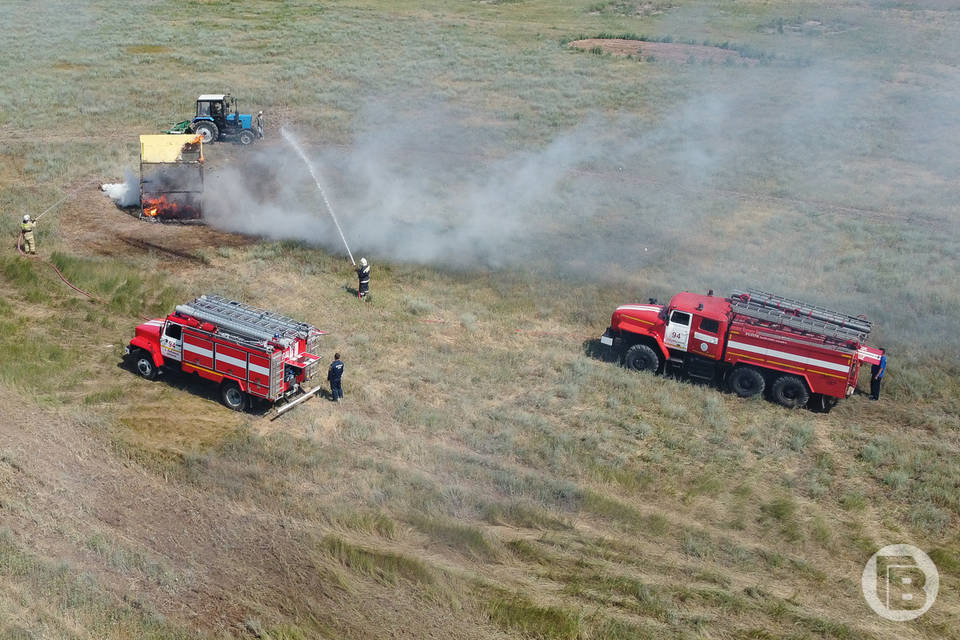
[139,134,204,220]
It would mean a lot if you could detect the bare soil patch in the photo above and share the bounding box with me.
[125,45,171,55]
[569,38,758,64]
[57,180,253,270]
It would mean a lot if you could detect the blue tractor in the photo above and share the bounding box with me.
[189,93,262,145]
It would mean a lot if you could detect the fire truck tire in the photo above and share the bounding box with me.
[624,344,660,373]
[770,375,809,409]
[221,380,246,412]
[238,129,255,145]
[727,367,765,398]
[193,121,218,144]
[134,350,158,380]
[809,394,837,413]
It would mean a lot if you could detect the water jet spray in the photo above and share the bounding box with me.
[281,127,356,265]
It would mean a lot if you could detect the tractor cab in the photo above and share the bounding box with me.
[191,93,259,146]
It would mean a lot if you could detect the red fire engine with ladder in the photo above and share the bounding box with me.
[599,288,884,411]
[125,295,325,414]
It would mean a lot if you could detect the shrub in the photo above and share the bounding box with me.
[909,503,950,536]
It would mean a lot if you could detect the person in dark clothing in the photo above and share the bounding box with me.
[356,258,370,300]
[328,352,344,401]
[869,348,886,400]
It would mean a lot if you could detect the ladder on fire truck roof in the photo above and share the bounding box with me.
[729,288,871,344]
[175,294,317,344]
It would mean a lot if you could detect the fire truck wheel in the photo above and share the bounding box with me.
[238,129,255,145]
[221,380,246,412]
[624,344,660,373]
[727,367,765,398]
[193,121,218,144]
[134,350,158,380]
[770,375,809,409]
[809,394,837,413]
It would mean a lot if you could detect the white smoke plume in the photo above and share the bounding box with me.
[203,107,617,269]
[198,69,960,349]
[101,169,139,207]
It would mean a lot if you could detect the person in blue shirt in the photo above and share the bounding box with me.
[328,352,344,402]
[869,348,886,400]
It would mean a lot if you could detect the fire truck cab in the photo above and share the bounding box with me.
[125,295,324,411]
[600,288,883,411]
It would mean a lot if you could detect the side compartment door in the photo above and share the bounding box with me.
[182,330,214,370]
[663,310,692,352]
[159,321,183,362]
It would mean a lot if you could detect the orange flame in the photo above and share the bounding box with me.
[142,194,198,219]
[179,135,204,162]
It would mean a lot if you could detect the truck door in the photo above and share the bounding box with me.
[664,310,691,352]
[691,316,723,359]
[160,321,183,362]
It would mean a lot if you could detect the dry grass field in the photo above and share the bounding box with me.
[2,1,959,639]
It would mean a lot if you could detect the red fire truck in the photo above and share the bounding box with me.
[599,288,883,411]
[125,295,324,411]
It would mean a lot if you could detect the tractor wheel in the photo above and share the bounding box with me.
[624,344,660,373]
[134,350,158,381]
[727,367,765,398]
[770,375,809,409]
[221,380,246,412]
[192,121,218,144]
[238,129,255,145]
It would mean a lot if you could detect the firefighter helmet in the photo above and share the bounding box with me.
[22,214,30,222]
[359,258,367,267]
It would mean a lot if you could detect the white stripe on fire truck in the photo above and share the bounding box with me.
[617,305,660,312]
[215,352,248,370]
[726,340,850,373]
[183,342,213,358]
[693,331,718,344]
[248,362,270,376]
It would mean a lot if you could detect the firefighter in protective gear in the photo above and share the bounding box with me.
[356,258,370,300]
[20,215,37,255]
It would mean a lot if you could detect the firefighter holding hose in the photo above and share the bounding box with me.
[20,215,37,255]
[356,257,370,300]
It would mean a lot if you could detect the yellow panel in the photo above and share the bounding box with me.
[140,134,203,163]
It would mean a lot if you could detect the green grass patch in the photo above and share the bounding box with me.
[483,501,572,530]
[408,514,497,559]
[320,535,433,585]
[487,593,580,640]
[49,252,182,317]
[334,511,398,539]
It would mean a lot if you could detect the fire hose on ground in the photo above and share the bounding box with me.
[17,230,106,304]
[16,186,152,321]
